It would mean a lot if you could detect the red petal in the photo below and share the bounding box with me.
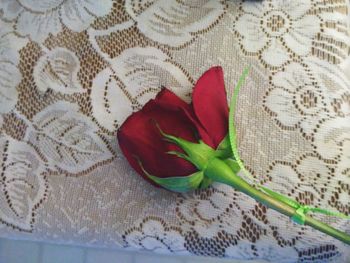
[117,97,199,185]
[192,66,229,148]
[154,88,214,147]
[155,87,191,110]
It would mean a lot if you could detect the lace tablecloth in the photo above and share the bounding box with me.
[0,1,349,262]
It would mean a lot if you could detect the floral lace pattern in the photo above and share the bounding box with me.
[0,0,349,262]
[0,134,48,231]
[0,0,113,42]
[0,20,27,114]
[123,216,188,254]
[234,1,320,68]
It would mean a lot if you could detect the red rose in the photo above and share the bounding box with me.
[117,66,229,186]
[117,66,350,243]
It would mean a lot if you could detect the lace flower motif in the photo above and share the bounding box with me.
[0,0,113,42]
[234,0,320,68]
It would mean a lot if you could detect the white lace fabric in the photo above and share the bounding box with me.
[0,1,349,262]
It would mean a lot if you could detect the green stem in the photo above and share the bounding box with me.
[204,157,350,245]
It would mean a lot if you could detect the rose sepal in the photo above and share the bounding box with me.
[145,170,205,193]
[159,130,216,171]
[213,135,233,159]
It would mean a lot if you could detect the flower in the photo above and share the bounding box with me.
[118,66,350,244]
[0,0,113,43]
[234,1,320,68]
[117,66,229,188]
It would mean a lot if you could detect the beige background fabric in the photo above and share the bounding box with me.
[0,0,349,262]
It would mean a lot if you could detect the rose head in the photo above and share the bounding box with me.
[117,67,230,192]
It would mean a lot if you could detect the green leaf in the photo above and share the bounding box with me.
[146,171,204,193]
[136,156,205,192]
[214,135,233,159]
[167,151,191,162]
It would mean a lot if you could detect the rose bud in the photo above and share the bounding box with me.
[117,67,232,192]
